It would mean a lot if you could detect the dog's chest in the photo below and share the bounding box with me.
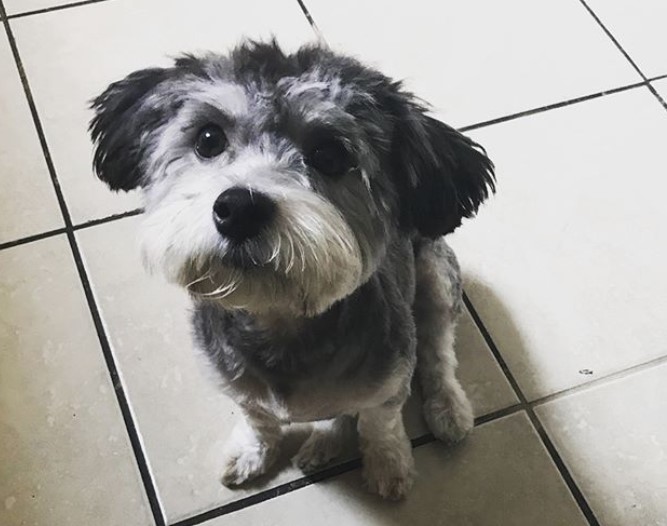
[193,274,415,421]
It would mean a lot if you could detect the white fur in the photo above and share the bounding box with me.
[221,407,282,486]
[140,142,364,316]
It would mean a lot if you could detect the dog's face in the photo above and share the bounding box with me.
[89,41,494,316]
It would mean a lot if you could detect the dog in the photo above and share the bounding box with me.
[89,40,495,500]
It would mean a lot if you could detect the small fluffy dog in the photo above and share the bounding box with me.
[89,40,495,499]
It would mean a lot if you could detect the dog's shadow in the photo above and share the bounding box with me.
[231,278,537,523]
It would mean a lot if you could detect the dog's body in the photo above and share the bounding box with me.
[89,40,494,499]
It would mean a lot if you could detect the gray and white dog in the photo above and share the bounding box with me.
[89,40,495,500]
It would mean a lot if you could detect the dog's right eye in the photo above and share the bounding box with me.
[305,138,355,178]
[195,124,227,159]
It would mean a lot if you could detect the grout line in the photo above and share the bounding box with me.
[0,227,67,251]
[648,73,667,82]
[645,82,667,110]
[578,0,646,80]
[462,292,600,526]
[170,405,525,526]
[0,209,142,253]
[72,207,143,230]
[295,0,328,46]
[6,0,113,19]
[459,79,651,132]
[532,353,667,408]
[578,0,667,112]
[0,4,166,525]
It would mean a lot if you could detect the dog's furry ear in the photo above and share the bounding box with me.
[89,68,176,191]
[390,101,496,237]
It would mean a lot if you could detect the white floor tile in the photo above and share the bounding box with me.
[584,0,667,78]
[536,362,667,526]
[4,0,78,16]
[304,0,639,128]
[211,412,586,526]
[76,215,516,522]
[10,0,316,224]
[448,86,667,400]
[0,34,62,243]
[0,236,153,526]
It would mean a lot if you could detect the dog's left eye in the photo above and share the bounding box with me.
[305,139,355,177]
[195,124,227,159]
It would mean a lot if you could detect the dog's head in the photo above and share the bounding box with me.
[89,40,494,316]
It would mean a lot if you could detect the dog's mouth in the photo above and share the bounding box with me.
[219,243,272,270]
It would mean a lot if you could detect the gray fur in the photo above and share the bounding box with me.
[89,39,495,498]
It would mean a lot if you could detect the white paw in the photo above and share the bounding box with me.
[221,443,278,487]
[293,430,342,473]
[423,387,474,444]
[361,444,415,500]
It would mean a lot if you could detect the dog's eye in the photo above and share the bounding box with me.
[195,124,227,159]
[305,139,355,177]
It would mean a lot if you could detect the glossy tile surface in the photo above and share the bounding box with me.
[449,87,667,400]
[211,413,587,526]
[3,1,667,524]
[537,363,667,526]
[4,0,77,16]
[585,0,667,77]
[0,33,62,243]
[304,0,639,127]
[0,236,153,526]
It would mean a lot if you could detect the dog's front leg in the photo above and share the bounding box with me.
[358,399,415,500]
[221,405,282,487]
[293,416,352,473]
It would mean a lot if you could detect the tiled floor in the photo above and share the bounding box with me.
[1,1,666,525]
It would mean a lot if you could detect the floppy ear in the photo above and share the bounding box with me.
[391,103,496,237]
[89,67,175,191]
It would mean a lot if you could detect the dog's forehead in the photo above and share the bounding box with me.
[187,57,366,118]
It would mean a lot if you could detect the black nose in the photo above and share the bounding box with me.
[212,187,276,242]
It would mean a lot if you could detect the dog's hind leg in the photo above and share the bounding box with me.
[413,238,474,444]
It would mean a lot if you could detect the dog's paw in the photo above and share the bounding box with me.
[361,445,415,500]
[423,386,474,445]
[221,444,278,487]
[293,429,342,473]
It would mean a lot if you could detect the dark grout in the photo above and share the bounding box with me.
[0,2,166,525]
[0,227,67,251]
[295,0,327,45]
[578,0,645,79]
[532,353,667,408]
[6,0,114,20]
[0,209,143,253]
[170,405,525,526]
[295,0,320,35]
[462,292,600,526]
[72,207,143,230]
[460,79,653,133]
[578,0,667,113]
